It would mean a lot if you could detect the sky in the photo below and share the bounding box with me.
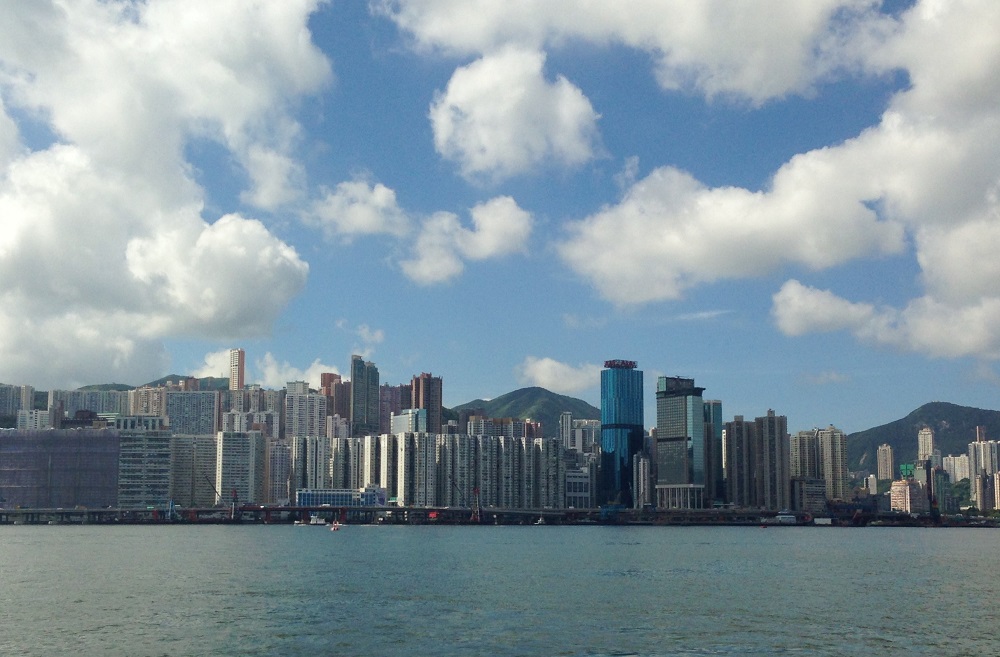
[2,0,999,434]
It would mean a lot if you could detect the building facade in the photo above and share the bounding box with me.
[877,443,895,481]
[350,355,380,437]
[655,375,707,509]
[599,360,644,507]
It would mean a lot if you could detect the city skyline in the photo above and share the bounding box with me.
[3,2,1000,435]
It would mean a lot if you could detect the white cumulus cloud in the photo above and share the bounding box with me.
[401,196,532,284]
[0,0,328,388]
[516,356,601,395]
[192,350,235,380]
[307,179,411,241]
[254,353,340,391]
[429,46,599,181]
[548,0,1000,361]
[379,0,875,105]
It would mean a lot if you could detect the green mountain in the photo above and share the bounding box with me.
[78,383,133,391]
[140,375,230,391]
[451,387,600,437]
[848,402,1000,472]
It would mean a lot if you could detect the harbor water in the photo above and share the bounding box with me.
[0,524,996,656]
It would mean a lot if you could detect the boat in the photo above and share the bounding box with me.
[329,521,341,532]
[534,516,546,525]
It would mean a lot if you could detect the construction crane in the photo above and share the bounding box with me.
[448,476,482,523]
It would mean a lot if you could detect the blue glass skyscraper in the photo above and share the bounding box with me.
[600,360,644,507]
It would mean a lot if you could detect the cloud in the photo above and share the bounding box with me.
[379,0,876,105]
[401,196,532,284]
[0,1,327,388]
[192,350,234,380]
[335,320,386,360]
[307,179,411,241]
[771,281,877,337]
[772,281,1000,360]
[803,370,851,385]
[550,1,1000,361]
[674,310,732,322]
[0,98,20,168]
[516,356,601,395]
[254,353,340,390]
[429,46,600,180]
[558,165,904,304]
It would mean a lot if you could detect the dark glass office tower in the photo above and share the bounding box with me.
[655,376,707,509]
[600,360,644,507]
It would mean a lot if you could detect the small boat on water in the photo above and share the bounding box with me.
[329,521,341,532]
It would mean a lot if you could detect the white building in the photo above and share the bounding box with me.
[215,431,265,505]
[16,408,55,430]
[877,443,895,481]
[165,391,220,435]
[917,427,935,462]
[818,426,849,501]
[396,432,437,506]
[942,453,970,483]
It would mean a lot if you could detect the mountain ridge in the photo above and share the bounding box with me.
[452,386,600,436]
[848,401,1000,473]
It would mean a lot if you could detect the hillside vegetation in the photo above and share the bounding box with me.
[848,402,1000,471]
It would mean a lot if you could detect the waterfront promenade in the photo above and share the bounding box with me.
[1,504,985,526]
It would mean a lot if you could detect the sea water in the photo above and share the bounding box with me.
[0,524,996,656]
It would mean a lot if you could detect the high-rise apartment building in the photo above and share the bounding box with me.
[411,373,443,435]
[790,430,820,479]
[284,388,327,492]
[724,416,754,507]
[754,410,789,512]
[818,425,849,501]
[599,360,644,507]
[229,348,245,391]
[396,432,437,507]
[655,375,707,509]
[215,431,265,505]
[877,443,895,481]
[917,427,935,462]
[942,453,970,483]
[266,440,291,505]
[378,383,411,434]
[968,437,999,507]
[118,426,172,508]
[165,391,220,435]
[169,434,218,507]
[350,355,379,437]
[559,412,574,451]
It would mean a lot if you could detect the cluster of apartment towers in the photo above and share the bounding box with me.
[876,426,1000,514]
[9,354,940,515]
[0,349,567,511]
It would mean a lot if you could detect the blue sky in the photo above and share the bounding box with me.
[2,1,999,434]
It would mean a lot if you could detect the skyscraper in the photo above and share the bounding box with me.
[703,399,724,504]
[724,416,755,507]
[411,372,443,435]
[877,443,895,481]
[229,348,245,392]
[754,410,789,511]
[818,425,849,501]
[350,355,379,437]
[917,427,935,462]
[655,376,707,509]
[599,360,644,507]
